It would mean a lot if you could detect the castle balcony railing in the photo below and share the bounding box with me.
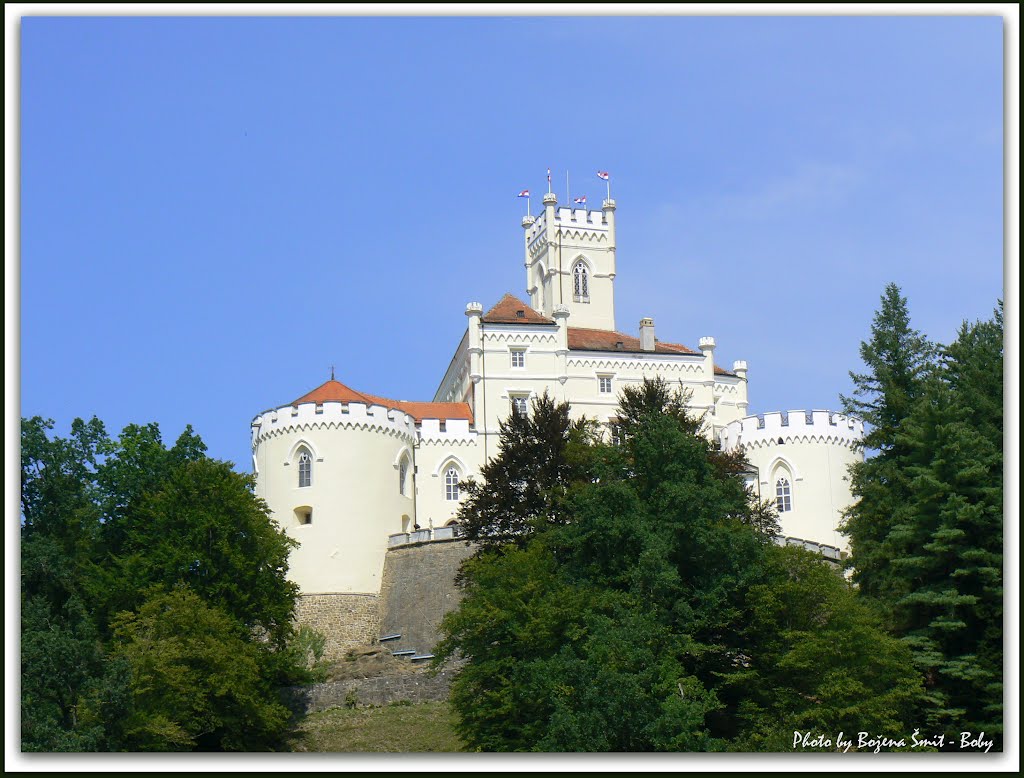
[387,525,464,548]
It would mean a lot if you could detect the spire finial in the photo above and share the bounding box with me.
[330,365,335,381]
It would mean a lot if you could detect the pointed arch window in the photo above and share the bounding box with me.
[775,477,792,513]
[573,261,590,303]
[445,466,461,502]
[399,456,410,496]
[297,449,312,488]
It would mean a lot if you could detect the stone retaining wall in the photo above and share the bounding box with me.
[285,666,457,714]
[295,593,380,660]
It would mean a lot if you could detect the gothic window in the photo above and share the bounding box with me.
[510,348,526,368]
[399,456,409,496]
[297,449,312,488]
[445,466,460,501]
[573,261,590,303]
[776,477,792,513]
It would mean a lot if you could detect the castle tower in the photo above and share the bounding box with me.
[523,193,617,331]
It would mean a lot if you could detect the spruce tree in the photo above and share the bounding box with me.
[890,308,1003,743]
[840,283,934,601]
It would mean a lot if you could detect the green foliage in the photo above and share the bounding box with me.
[105,587,294,751]
[455,391,599,547]
[20,416,304,752]
[729,546,921,751]
[438,378,917,751]
[841,292,1003,744]
[840,283,935,600]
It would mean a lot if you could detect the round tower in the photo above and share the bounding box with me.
[251,381,419,654]
[719,410,864,553]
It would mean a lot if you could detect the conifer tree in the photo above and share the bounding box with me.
[888,307,1003,742]
[840,283,934,601]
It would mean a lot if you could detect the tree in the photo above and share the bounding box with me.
[103,587,295,751]
[840,283,935,601]
[454,392,598,547]
[438,378,919,751]
[884,307,1003,742]
[728,546,921,751]
[21,416,305,752]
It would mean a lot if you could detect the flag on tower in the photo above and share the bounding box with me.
[573,195,587,205]
[597,171,610,181]
[547,168,551,183]
[517,189,530,198]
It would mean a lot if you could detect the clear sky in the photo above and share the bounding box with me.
[18,13,1006,472]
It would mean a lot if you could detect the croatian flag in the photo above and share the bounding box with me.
[597,171,610,181]
[517,190,530,198]
[573,195,587,205]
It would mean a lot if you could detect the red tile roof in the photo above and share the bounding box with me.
[567,327,698,355]
[567,327,735,376]
[481,293,553,324]
[291,380,474,423]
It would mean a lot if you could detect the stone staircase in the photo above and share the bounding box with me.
[378,632,434,663]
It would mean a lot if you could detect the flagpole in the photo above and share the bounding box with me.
[547,167,552,195]
[566,171,570,209]
[607,177,611,200]
[527,195,531,218]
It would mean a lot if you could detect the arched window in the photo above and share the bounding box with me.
[399,457,409,496]
[776,477,792,513]
[445,467,460,501]
[573,261,590,302]
[297,449,312,488]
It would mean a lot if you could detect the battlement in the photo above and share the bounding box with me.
[719,410,864,451]
[525,207,610,245]
[251,400,420,446]
[417,417,476,441]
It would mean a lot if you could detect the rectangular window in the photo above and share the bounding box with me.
[598,376,613,394]
[510,349,526,368]
[609,422,622,446]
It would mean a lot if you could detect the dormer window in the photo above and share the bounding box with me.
[572,261,590,303]
[516,309,525,318]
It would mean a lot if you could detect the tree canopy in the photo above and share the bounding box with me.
[437,380,921,751]
[21,416,306,752]
[840,290,1003,747]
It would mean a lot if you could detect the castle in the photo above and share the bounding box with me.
[251,191,864,656]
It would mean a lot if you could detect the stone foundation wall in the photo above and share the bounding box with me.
[378,538,478,655]
[285,666,458,714]
[295,593,380,660]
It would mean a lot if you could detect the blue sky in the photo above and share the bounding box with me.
[18,14,1006,471]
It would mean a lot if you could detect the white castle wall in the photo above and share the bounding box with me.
[251,401,419,595]
[413,418,482,531]
[524,196,617,331]
[719,411,864,552]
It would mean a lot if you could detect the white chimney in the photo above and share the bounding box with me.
[640,317,655,351]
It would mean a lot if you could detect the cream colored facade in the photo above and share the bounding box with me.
[252,193,863,601]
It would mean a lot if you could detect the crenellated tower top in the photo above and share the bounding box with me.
[523,192,617,331]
